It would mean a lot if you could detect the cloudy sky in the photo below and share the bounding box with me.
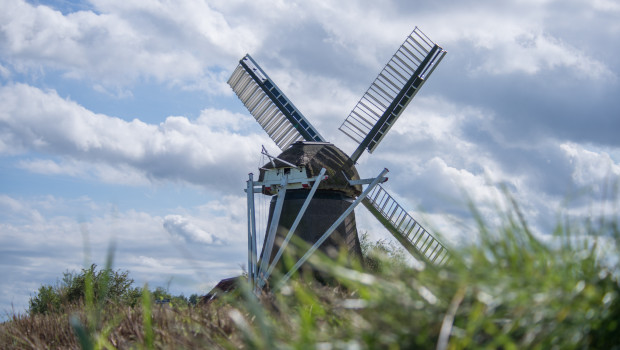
[1,0,619,316]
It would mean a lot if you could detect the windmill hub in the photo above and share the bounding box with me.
[257,141,364,272]
[258,141,362,198]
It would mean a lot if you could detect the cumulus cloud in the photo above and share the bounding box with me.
[17,158,152,186]
[353,90,618,240]
[473,31,615,79]
[0,194,45,223]
[0,83,273,191]
[0,194,248,316]
[562,142,620,186]
[591,0,620,12]
[0,64,10,79]
[1,0,619,320]
[164,214,222,245]
[0,0,256,90]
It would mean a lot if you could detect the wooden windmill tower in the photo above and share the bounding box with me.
[228,27,452,292]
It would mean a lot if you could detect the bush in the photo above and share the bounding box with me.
[28,285,61,315]
[360,231,408,272]
[28,264,141,315]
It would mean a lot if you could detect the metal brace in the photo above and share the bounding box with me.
[341,170,388,186]
[275,168,390,290]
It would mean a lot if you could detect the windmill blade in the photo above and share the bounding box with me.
[228,54,326,151]
[340,27,446,162]
[362,184,450,266]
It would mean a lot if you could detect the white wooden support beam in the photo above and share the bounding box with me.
[260,168,327,287]
[255,173,289,291]
[244,172,328,193]
[276,168,390,290]
[341,170,388,186]
[245,173,257,288]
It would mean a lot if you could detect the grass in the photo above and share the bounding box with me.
[1,195,619,349]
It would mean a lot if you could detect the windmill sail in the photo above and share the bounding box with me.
[362,184,450,265]
[340,27,446,162]
[228,54,325,151]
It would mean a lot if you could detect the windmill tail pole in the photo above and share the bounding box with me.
[275,168,389,290]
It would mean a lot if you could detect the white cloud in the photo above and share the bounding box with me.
[562,142,620,186]
[0,63,10,79]
[0,194,45,223]
[2,0,616,91]
[352,93,586,240]
[17,157,154,186]
[591,0,620,12]
[0,194,248,316]
[164,214,223,245]
[415,3,616,81]
[424,157,502,206]
[0,0,257,89]
[478,31,614,79]
[92,84,134,99]
[1,0,619,320]
[0,83,272,191]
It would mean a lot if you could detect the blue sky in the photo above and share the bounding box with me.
[1,0,619,317]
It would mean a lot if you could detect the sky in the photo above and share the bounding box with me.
[1,0,619,317]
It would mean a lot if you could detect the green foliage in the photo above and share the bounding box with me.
[188,293,200,305]
[6,192,620,349]
[150,286,171,302]
[359,231,408,272]
[28,285,61,316]
[65,264,141,307]
[141,285,154,349]
[225,200,620,349]
[151,286,192,308]
[28,264,141,315]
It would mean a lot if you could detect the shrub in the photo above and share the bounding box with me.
[28,285,61,315]
[359,231,408,272]
[28,264,141,315]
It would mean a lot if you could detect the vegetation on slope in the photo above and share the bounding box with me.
[27,264,198,316]
[1,196,619,349]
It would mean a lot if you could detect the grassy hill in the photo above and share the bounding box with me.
[1,199,619,349]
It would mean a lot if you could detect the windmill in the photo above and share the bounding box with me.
[228,27,451,292]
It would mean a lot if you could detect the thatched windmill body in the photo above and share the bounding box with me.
[228,27,452,291]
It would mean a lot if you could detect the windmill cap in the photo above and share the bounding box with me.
[259,141,362,197]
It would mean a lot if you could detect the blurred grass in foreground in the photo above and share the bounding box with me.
[1,194,619,349]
